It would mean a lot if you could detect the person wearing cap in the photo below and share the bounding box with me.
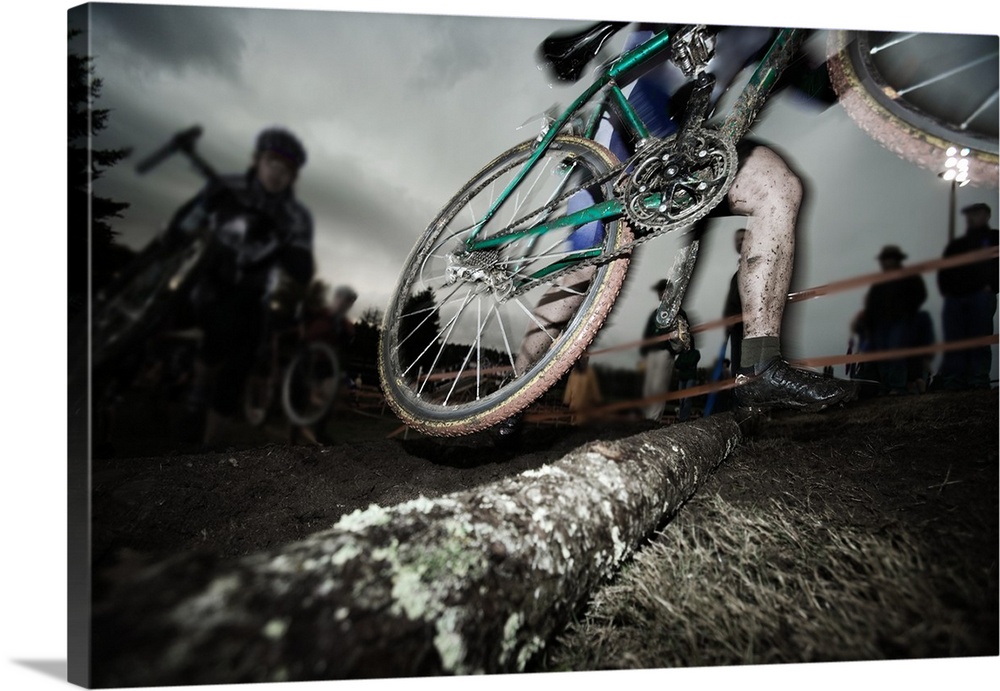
[169,127,316,446]
[935,202,999,390]
[859,245,927,394]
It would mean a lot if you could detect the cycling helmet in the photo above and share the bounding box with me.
[334,285,358,303]
[255,127,307,169]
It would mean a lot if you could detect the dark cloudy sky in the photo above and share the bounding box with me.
[69,0,999,376]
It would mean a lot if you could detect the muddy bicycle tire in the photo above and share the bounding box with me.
[827,30,998,186]
[378,136,633,437]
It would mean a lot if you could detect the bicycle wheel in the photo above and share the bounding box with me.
[828,30,998,186]
[282,341,342,427]
[92,234,210,374]
[379,135,632,436]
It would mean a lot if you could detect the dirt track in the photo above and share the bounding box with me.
[91,388,999,668]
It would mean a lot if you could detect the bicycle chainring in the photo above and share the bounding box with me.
[613,128,737,235]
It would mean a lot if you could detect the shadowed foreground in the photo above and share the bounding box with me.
[545,390,999,669]
[92,415,742,685]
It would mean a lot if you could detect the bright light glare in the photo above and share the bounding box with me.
[955,171,968,182]
[958,158,970,170]
[945,157,957,167]
[946,146,958,156]
[943,169,957,180]
[960,148,970,156]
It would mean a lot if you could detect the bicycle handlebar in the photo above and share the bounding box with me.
[135,125,224,188]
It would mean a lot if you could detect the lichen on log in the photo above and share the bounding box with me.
[92,414,742,686]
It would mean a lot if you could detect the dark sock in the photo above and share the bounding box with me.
[740,336,780,370]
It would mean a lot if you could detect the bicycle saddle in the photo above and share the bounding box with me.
[537,21,628,83]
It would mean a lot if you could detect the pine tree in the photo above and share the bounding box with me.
[68,29,132,312]
[399,288,441,374]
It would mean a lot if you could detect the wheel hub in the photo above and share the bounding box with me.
[444,249,515,299]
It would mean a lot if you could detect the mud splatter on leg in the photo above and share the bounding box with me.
[727,146,800,340]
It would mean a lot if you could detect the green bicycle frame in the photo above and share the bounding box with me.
[465,26,804,284]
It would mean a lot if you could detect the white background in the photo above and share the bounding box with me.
[2,1,997,690]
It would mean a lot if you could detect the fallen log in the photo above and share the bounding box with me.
[91,414,743,686]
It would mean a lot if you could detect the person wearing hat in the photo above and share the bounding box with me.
[639,279,691,421]
[935,202,999,390]
[857,245,928,394]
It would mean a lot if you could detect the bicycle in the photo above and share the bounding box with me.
[243,303,346,431]
[377,22,998,437]
[91,127,222,379]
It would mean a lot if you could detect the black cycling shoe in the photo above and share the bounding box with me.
[734,357,858,412]
[493,414,524,447]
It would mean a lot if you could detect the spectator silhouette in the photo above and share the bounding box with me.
[674,345,701,421]
[860,245,927,394]
[934,203,999,390]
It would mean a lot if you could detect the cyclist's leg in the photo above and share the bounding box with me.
[728,144,856,409]
[728,144,799,353]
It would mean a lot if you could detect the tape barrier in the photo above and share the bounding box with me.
[590,245,998,357]
[792,334,998,369]
[384,333,1000,435]
[524,334,998,425]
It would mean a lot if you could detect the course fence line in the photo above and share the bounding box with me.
[384,333,999,434]
[587,245,998,357]
[525,334,1000,425]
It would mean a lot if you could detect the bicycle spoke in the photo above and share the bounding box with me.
[897,52,998,97]
[869,32,918,54]
[394,284,465,353]
[414,288,477,393]
[443,297,492,405]
[509,157,554,223]
[538,281,589,296]
[513,296,557,344]
[467,194,477,227]
[417,271,454,286]
[961,89,999,130]
[494,303,519,379]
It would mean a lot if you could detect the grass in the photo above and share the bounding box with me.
[545,492,991,670]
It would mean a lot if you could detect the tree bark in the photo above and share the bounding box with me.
[92,414,743,686]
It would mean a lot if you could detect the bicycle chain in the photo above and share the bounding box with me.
[468,130,737,298]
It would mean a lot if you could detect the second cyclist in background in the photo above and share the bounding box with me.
[172,127,315,447]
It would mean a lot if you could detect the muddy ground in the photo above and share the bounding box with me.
[90,388,999,670]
